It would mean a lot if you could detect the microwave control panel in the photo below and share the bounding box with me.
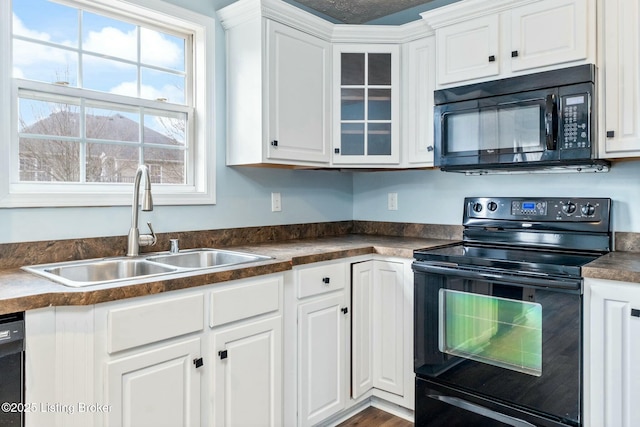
[561,93,590,150]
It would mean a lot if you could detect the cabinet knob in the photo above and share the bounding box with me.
[334,148,340,154]
[488,55,496,62]
[606,131,615,138]
[218,350,228,360]
[511,50,519,58]
[193,357,204,368]
[322,277,330,284]
[341,307,349,315]
[426,145,434,152]
[271,140,278,147]
[632,309,640,317]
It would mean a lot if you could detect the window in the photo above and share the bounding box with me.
[0,0,215,207]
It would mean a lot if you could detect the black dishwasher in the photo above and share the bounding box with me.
[0,313,25,427]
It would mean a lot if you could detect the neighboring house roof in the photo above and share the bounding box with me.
[20,111,184,162]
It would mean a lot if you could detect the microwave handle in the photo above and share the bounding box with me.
[545,94,558,150]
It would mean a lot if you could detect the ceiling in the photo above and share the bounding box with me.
[287,0,444,24]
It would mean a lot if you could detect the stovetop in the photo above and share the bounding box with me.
[413,196,612,278]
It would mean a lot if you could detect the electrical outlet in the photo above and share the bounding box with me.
[271,192,282,212]
[388,192,398,211]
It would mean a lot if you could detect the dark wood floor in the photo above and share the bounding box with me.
[337,407,414,427]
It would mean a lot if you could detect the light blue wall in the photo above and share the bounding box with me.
[352,160,640,232]
[0,0,354,244]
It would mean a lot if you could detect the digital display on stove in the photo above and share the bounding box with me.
[522,202,536,210]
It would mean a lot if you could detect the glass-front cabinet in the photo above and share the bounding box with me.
[333,45,400,165]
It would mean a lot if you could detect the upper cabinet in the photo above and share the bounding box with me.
[598,0,640,158]
[425,0,594,87]
[332,44,400,166]
[219,0,333,167]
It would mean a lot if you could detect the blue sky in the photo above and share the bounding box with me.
[12,0,186,103]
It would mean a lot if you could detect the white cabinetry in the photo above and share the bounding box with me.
[427,0,593,86]
[585,278,640,427]
[332,44,400,166]
[219,0,332,167]
[290,260,350,427]
[402,35,436,167]
[598,0,640,158]
[352,260,406,399]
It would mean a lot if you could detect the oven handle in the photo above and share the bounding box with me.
[428,393,537,427]
[412,262,581,290]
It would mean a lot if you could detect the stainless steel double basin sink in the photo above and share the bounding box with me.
[22,249,272,288]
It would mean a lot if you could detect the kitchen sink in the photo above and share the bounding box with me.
[22,249,272,287]
[23,258,178,288]
[146,249,272,269]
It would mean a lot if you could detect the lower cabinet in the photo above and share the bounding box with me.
[585,278,640,427]
[106,338,202,427]
[211,316,282,427]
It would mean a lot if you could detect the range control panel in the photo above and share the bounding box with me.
[465,197,611,223]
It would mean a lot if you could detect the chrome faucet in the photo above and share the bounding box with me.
[127,165,157,256]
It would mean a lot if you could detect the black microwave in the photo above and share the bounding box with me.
[434,64,609,173]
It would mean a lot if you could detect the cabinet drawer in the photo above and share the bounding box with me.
[297,262,347,299]
[108,293,204,354]
[210,276,281,328]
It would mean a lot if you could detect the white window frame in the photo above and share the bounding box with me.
[0,0,215,207]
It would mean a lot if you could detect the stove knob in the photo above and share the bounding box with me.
[472,202,483,213]
[581,203,596,216]
[487,201,498,211]
[563,202,577,214]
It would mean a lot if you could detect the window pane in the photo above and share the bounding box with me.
[13,39,78,85]
[143,148,185,184]
[140,28,185,72]
[368,53,391,85]
[13,0,79,47]
[143,112,186,146]
[83,55,137,93]
[86,107,140,142]
[19,139,80,182]
[341,123,364,155]
[141,68,185,104]
[341,89,364,120]
[19,97,80,137]
[82,11,137,61]
[341,53,364,85]
[368,89,391,120]
[86,143,138,183]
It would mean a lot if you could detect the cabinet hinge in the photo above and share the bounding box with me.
[218,350,228,360]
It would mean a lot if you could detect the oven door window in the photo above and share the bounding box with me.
[439,289,542,377]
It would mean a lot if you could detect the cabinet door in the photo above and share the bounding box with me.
[106,338,201,427]
[436,15,499,85]
[600,0,640,157]
[372,261,404,396]
[333,44,400,165]
[352,260,404,398]
[403,36,435,167]
[510,0,588,72]
[212,316,282,427]
[298,293,348,427]
[587,279,640,427]
[267,20,330,164]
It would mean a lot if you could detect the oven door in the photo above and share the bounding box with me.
[413,263,581,427]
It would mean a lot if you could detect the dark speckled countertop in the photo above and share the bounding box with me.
[0,234,454,315]
[582,252,640,283]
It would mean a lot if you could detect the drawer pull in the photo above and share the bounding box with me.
[322,277,330,284]
[632,309,640,318]
[341,307,349,315]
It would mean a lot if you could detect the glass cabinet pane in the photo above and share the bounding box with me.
[341,123,364,155]
[367,123,391,155]
[341,53,365,85]
[368,53,391,85]
[368,89,391,120]
[341,89,364,120]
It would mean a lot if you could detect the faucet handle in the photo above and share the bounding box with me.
[169,239,180,254]
[139,221,157,247]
